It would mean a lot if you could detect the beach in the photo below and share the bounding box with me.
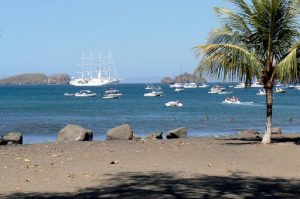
[1,134,300,198]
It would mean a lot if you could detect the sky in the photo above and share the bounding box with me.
[0,0,231,83]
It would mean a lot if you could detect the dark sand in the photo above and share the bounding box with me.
[0,134,300,198]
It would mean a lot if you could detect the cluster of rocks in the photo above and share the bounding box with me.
[0,124,188,145]
[0,125,284,146]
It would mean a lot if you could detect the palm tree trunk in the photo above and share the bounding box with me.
[262,87,273,144]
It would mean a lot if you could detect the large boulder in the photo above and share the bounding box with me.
[146,131,163,139]
[271,127,282,134]
[2,132,23,145]
[166,127,187,139]
[106,124,133,140]
[57,125,93,143]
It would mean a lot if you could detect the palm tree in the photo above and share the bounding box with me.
[194,0,300,144]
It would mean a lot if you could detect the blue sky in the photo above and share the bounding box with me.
[0,0,231,82]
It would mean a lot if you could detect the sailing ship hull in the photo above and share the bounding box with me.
[70,78,120,87]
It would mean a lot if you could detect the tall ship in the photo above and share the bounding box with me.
[70,50,120,87]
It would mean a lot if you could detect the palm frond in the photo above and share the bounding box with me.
[277,40,300,82]
[194,43,261,81]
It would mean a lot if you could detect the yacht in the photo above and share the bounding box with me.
[165,100,183,107]
[198,83,209,88]
[75,90,97,97]
[174,87,184,92]
[208,86,226,94]
[251,81,263,88]
[183,82,197,88]
[234,82,246,89]
[70,51,120,87]
[144,90,164,97]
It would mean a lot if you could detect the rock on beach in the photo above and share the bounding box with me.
[106,124,133,140]
[1,132,23,145]
[57,124,93,143]
[166,127,187,139]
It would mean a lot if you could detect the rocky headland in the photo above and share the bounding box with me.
[0,73,70,85]
[161,72,206,84]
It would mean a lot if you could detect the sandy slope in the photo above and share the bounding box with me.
[0,135,300,198]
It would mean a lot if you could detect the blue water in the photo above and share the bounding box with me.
[0,84,300,144]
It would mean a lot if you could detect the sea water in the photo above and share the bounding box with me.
[0,84,300,144]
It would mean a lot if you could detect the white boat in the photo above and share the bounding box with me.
[234,82,246,89]
[165,101,183,107]
[208,86,226,94]
[294,85,300,90]
[251,81,263,88]
[75,90,97,97]
[198,83,210,88]
[223,96,241,104]
[275,87,286,93]
[183,83,198,88]
[256,89,266,95]
[174,87,184,92]
[144,90,164,97]
[145,84,154,90]
[70,51,120,87]
[102,88,122,99]
[218,91,232,95]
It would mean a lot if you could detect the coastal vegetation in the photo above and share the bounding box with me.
[194,0,300,144]
[161,72,206,84]
[0,73,70,85]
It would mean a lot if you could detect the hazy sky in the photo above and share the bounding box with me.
[0,0,231,82]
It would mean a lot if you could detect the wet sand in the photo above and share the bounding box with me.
[0,134,300,198]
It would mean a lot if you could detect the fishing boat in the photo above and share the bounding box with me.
[223,96,240,104]
[75,90,97,97]
[256,89,266,95]
[70,51,120,87]
[165,100,183,107]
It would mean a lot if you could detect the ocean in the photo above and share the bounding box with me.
[1,83,300,144]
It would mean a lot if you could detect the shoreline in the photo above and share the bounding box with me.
[1,133,300,198]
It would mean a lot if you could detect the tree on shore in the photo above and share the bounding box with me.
[194,0,299,144]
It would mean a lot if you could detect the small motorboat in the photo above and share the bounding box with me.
[102,88,122,99]
[256,89,266,96]
[174,87,184,92]
[275,87,286,93]
[75,90,97,97]
[144,90,164,97]
[198,83,210,88]
[165,100,183,107]
[183,83,198,88]
[208,86,226,94]
[223,96,240,104]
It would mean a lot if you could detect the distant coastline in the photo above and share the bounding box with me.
[0,73,71,85]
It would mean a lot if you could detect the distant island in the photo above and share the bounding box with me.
[161,72,206,84]
[0,73,71,85]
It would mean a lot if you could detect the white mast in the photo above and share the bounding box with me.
[80,51,85,78]
[108,50,111,79]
